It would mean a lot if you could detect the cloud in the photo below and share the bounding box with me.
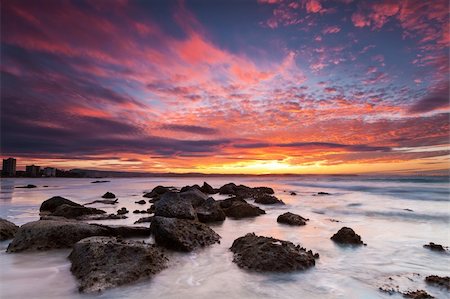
[160,124,219,135]
[409,83,450,113]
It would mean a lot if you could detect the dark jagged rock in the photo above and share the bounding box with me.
[135,200,146,205]
[0,218,19,240]
[290,191,297,196]
[150,216,220,251]
[40,196,82,213]
[134,216,153,224]
[85,199,118,205]
[425,275,449,290]
[16,184,37,189]
[200,182,217,194]
[253,187,275,195]
[196,197,226,223]
[117,207,129,215]
[154,192,196,220]
[180,184,201,193]
[424,242,447,252]
[402,290,434,298]
[331,227,364,245]
[69,236,168,293]
[230,233,318,272]
[254,194,284,205]
[6,220,150,253]
[102,192,116,199]
[91,180,110,184]
[222,201,265,219]
[219,183,274,199]
[50,204,106,219]
[179,189,209,207]
[142,186,174,199]
[217,196,247,209]
[277,212,308,226]
[218,183,238,195]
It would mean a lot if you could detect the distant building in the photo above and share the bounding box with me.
[2,158,16,176]
[43,167,56,177]
[26,165,41,177]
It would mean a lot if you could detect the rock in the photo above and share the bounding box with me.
[85,199,118,205]
[196,197,226,223]
[50,204,106,219]
[16,184,37,188]
[117,207,129,215]
[290,191,297,196]
[218,183,274,199]
[317,192,331,195]
[101,192,116,199]
[69,236,168,293]
[148,205,155,213]
[253,187,275,195]
[230,233,318,272]
[277,212,308,226]
[134,217,153,224]
[402,290,434,298]
[154,192,196,220]
[180,184,201,193]
[143,186,174,199]
[217,196,246,209]
[40,196,82,213]
[6,220,150,252]
[135,200,146,205]
[133,210,149,214]
[150,216,220,251]
[331,227,364,245]
[200,182,217,194]
[179,188,209,207]
[78,214,127,221]
[254,194,284,205]
[0,218,19,240]
[91,180,110,183]
[223,201,265,219]
[424,242,447,252]
[218,183,238,195]
[425,275,450,290]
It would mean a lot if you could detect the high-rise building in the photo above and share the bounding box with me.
[26,165,41,177]
[43,167,56,177]
[2,158,16,176]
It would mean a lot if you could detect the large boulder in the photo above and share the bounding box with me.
[180,184,201,193]
[101,192,116,199]
[179,189,209,207]
[254,194,284,205]
[200,182,217,194]
[40,196,81,213]
[218,183,238,195]
[217,196,247,209]
[69,237,167,293]
[150,216,220,251]
[0,218,19,240]
[331,227,364,245]
[277,212,308,226]
[195,197,226,223]
[218,183,274,198]
[154,192,196,220]
[7,220,150,252]
[222,201,265,219]
[143,186,174,199]
[230,233,318,272]
[50,204,106,219]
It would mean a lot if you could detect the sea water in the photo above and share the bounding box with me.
[0,176,449,299]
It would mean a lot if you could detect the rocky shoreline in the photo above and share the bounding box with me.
[1,181,448,296]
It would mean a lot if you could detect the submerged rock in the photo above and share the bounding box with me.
[16,184,37,189]
[134,216,153,224]
[423,242,447,252]
[117,207,129,215]
[85,199,118,205]
[425,275,450,290]
[135,200,146,205]
[195,197,226,223]
[277,212,308,226]
[0,218,19,240]
[143,186,174,199]
[222,200,265,219]
[154,192,196,220]
[230,233,318,272]
[290,191,297,196]
[331,227,365,245]
[69,237,168,293]
[40,196,82,213]
[78,214,127,221]
[402,290,434,298]
[254,194,284,205]
[317,192,331,195]
[101,192,116,199]
[91,180,110,184]
[50,204,106,219]
[150,216,220,251]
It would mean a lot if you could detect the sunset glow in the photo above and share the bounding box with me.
[1,0,449,174]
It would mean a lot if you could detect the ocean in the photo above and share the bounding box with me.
[0,176,449,299]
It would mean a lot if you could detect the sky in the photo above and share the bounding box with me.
[1,0,449,175]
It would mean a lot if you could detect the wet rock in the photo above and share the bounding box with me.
[277,212,308,226]
[143,186,174,199]
[195,197,226,223]
[85,199,118,205]
[218,183,238,195]
[134,216,153,224]
[7,220,151,253]
[78,214,127,221]
[217,196,246,209]
[179,188,209,207]
[0,218,19,240]
[253,187,275,195]
[50,204,106,219]
[254,194,284,205]
[180,184,201,193]
[40,196,82,213]
[135,200,146,205]
[200,182,217,194]
[404,208,414,212]
[133,210,149,214]
[402,290,434,298]
[16,184,37,189]
[331,227,364,245]
[317,192,331,195]
[69,236,168,293]
[102,192,116,199]
[117,207,129,215]
[425,275,450,290]
[91,180,110,184]
[154,192,196,220]
[218,183,274,198]
[230,233,318,272]
[423,242,447,252]
[148,205,155,213]
[150,216,220,251]
[222,201,265,219]
[290,191,297,196]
